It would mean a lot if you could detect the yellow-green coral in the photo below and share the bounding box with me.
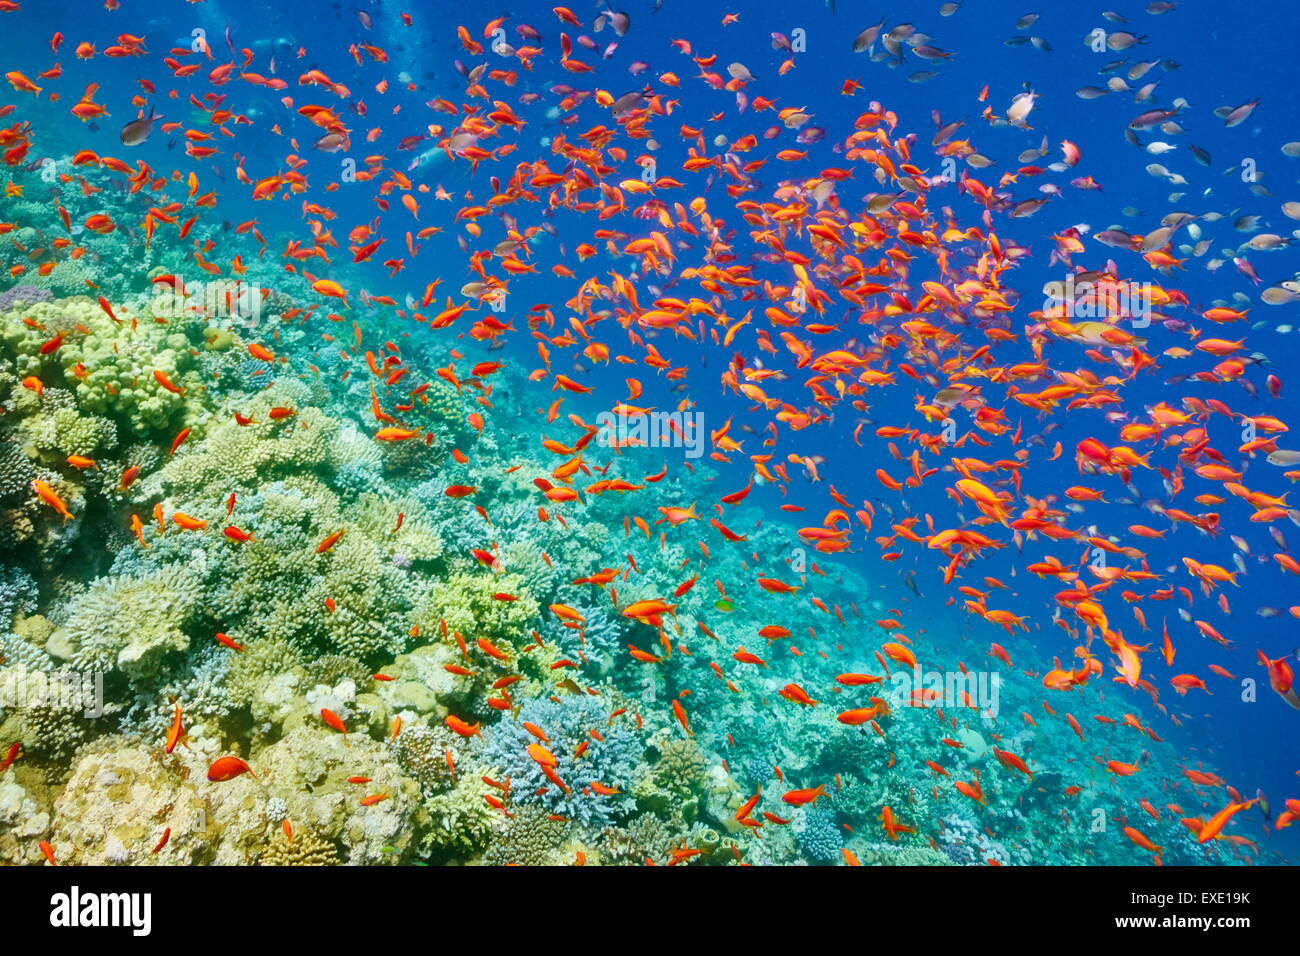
[6,386,117,463]
[156,395,339,494]
[352,492,443,563]
[1,297,208,432]
[420,773,497,858]
[413,570,539,647]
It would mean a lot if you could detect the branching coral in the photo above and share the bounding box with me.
[650,738,708,796]
[0,438,35,502]
[476,694,644,827]
[420,774,498,858]
[480,806,569,866]
[793,806,843,864]
[390,722,461,796]
[0,564,38,630]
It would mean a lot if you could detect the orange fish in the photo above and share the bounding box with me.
[782,785,827,806]
[207,756,255,781]
[31,480,73,521]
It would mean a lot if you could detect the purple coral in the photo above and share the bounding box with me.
[0,284,52,312]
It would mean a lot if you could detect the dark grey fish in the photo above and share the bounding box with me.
[932,120,964,145]
[852,16,887,53]
[120,106,161,146]
[1010,197,1049,217]
[1094,229,1137,247]
[1139,226,1175,251]
[1128,59,1160,80]
[314,132,348,152]
[611,91,643,116]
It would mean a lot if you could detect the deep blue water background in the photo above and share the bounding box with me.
[5,0,1297,860]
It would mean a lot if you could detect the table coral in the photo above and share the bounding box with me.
[45,567,200,680]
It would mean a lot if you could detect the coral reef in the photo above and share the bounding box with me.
[0,223,1226,869]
